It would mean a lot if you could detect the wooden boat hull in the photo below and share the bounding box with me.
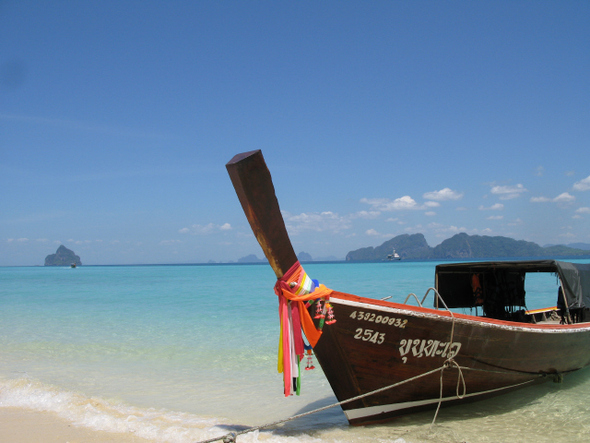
[312,291,590,425]
[226,150,590,426]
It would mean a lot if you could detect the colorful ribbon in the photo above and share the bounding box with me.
[274,261,334,396]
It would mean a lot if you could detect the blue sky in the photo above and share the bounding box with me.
[1,1,589,266]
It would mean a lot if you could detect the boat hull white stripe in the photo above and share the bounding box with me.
[331,297,590,334]
[343,379,535,420]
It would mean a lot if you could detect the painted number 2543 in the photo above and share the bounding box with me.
[354,328,385,344]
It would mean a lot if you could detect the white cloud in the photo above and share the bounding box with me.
[360,198,387,209]
[576,207,590,214]
[283,211,351,233]
[535,166,545,177]
[554,192,576,203]
[361,196,438,211]
[73,240,94,245]
[351,210,381,219]
[179,223,233,235]
[423,188,463,201]
[490,184,527,200]
[426,223,470,236]
[479,203,504,211]
[159,239,182,246]
[573,175,590,191]
[487,215,504,220]
[531,193,575,203]
[364,228,397,238]
[361,196,421,211]
[530,196,551,203]
[425,211,436,216]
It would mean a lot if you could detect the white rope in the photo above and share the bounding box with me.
[194,364,447,443]
[198,304,485,442]
[431,358,467,427]
[196,357,547,443]
[430,297,463,427]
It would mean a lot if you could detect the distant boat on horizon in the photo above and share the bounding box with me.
[387,248,401,261]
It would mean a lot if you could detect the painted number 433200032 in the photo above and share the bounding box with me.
[349,310,408,328]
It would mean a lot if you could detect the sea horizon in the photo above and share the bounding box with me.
[9,252,590,269]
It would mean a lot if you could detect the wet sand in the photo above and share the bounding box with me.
[0,407,154,443]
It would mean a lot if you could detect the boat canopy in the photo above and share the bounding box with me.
[435,260,590,312]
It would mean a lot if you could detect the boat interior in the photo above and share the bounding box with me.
[434,260,590,325]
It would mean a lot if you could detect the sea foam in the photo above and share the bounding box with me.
[0,376,333,443]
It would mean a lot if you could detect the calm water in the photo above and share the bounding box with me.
[1,260,590,443]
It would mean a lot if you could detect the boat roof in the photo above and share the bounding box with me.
[435,260,590,309]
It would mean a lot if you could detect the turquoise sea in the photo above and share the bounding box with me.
[2,260,590,443]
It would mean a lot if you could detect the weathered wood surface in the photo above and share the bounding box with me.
[226,150,297,278]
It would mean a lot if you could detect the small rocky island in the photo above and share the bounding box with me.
[44,245,82,267]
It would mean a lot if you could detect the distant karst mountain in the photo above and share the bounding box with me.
[237,254,267,263]
[346,233,590,261]
[44,245,82,266]
[298,251,313,262]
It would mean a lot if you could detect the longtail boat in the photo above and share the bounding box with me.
[226,150,590,425]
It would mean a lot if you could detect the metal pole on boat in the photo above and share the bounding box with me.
[558,278,573,324]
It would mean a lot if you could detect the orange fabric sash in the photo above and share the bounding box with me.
[274,261,333,396]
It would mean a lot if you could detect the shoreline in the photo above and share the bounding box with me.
[0,407,154,443]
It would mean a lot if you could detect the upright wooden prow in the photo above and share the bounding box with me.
[226,150,298,279]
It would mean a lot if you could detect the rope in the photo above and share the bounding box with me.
[195,357,543,443]
[194,364,447,443]
[429,297,457,427]
[431,358,466,427]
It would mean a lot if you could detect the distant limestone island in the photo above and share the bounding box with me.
[44,245,82,266]
[236,234,590,264]
[345,233,590,262]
